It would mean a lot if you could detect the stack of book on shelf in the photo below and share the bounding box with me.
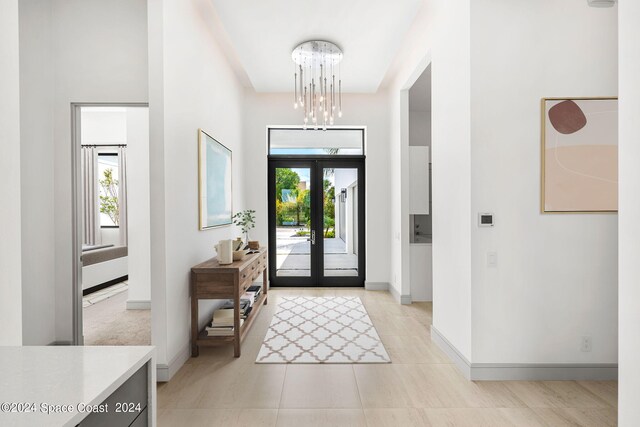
[205,302,242,336]
[242,285,262,306]
[219,299,252,318]
[205,297,256,336]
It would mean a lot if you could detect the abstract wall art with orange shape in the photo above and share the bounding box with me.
[541,97,618,213]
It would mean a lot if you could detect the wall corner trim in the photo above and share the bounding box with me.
[431,326,618,381]
[156,343,190,382]
[126,300,152,310]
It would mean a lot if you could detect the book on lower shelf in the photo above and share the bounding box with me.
[245,285,263,304]
[205,318,244,336]
[212,299,252,325]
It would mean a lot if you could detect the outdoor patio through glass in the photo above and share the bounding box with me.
[274,166,359,278]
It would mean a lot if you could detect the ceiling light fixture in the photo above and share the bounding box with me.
[292,40,343,130]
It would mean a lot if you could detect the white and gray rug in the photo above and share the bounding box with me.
[256,296,390,364]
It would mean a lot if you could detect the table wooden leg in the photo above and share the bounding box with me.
[263,268,268,305]
[190,272,199,357]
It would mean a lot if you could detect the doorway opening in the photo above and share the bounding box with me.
[267,128,366,287]
[71,104,151,346]
[407,64,433,303]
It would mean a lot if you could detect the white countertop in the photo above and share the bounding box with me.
[0,346,154,427]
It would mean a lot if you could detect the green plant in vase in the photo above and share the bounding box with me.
[232,209,256,245]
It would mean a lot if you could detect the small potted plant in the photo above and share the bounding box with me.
[233,209,257,247]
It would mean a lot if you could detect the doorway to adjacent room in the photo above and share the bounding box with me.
[71,103,151,346]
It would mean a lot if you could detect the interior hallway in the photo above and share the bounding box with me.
[157,288,617,427]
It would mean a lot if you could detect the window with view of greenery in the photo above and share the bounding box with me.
[274,167,336,238]
[98,154,119,227]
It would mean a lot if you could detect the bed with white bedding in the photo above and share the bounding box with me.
[81,245,128,293]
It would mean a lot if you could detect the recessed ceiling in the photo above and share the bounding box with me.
[210,0,423,93]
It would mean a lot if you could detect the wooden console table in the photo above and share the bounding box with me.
[190,247,268,357]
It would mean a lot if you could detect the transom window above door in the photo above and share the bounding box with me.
[268,128,364,156]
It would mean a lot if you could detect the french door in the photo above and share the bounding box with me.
[268,158,365,286]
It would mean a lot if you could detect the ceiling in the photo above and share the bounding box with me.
[409,64,431,111]
[210,0,423,93]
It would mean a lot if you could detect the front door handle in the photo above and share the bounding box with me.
[307,230,316,245]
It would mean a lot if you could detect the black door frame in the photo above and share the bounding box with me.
[268,155,366,287]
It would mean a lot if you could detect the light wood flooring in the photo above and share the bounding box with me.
[158,288,617,426]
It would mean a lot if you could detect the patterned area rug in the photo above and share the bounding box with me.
[256,296,390,364]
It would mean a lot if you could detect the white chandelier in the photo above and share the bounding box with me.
[292,40,343,130]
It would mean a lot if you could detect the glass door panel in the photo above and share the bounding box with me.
[322,167,359,278]
[273,166,313,279]
[268,159,364,287]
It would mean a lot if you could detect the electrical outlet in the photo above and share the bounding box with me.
[581,336,592,352]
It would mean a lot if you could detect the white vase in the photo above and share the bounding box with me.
[214,239,233,265]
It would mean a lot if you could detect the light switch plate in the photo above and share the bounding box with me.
[487,252,498,267]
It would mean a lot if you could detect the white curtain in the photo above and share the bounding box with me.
[118,146,128,246]
[81,146,101,246]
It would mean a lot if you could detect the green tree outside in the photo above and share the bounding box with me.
[99,168,119,225]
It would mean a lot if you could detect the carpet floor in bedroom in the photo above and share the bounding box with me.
[83,283,151,346]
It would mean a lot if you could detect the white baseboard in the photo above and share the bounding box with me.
[400,294,412,305]
[156,343,190,382]
[431,326,618,381]
[470,363,618,381]
[388,284,400,303]
[389,285,412,305]
[364,281,389,291]
[431,326,472,379]
[126,300,151,310]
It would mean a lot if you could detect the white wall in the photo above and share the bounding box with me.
[148,0,246,377]
[0,0,23,346]
[386,0,617,367]
[334,168,358,252]
[51,0,148,342]
[409,110,430,147]
[126,107,151,306]
[409,146,429,215]
[81,109,128,144]
[100,228,121,246]
[19,0,55,345]
[618,0,640,424]
[410,244,432,301]
[385,0,473,358]
[19,1,146,344]
[470,0,618,364]
[242,92,391,286]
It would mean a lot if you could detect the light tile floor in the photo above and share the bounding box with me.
[157,288,617,426]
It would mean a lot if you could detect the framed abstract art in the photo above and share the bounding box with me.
[541,97,618,213]
[198,129,232,229]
